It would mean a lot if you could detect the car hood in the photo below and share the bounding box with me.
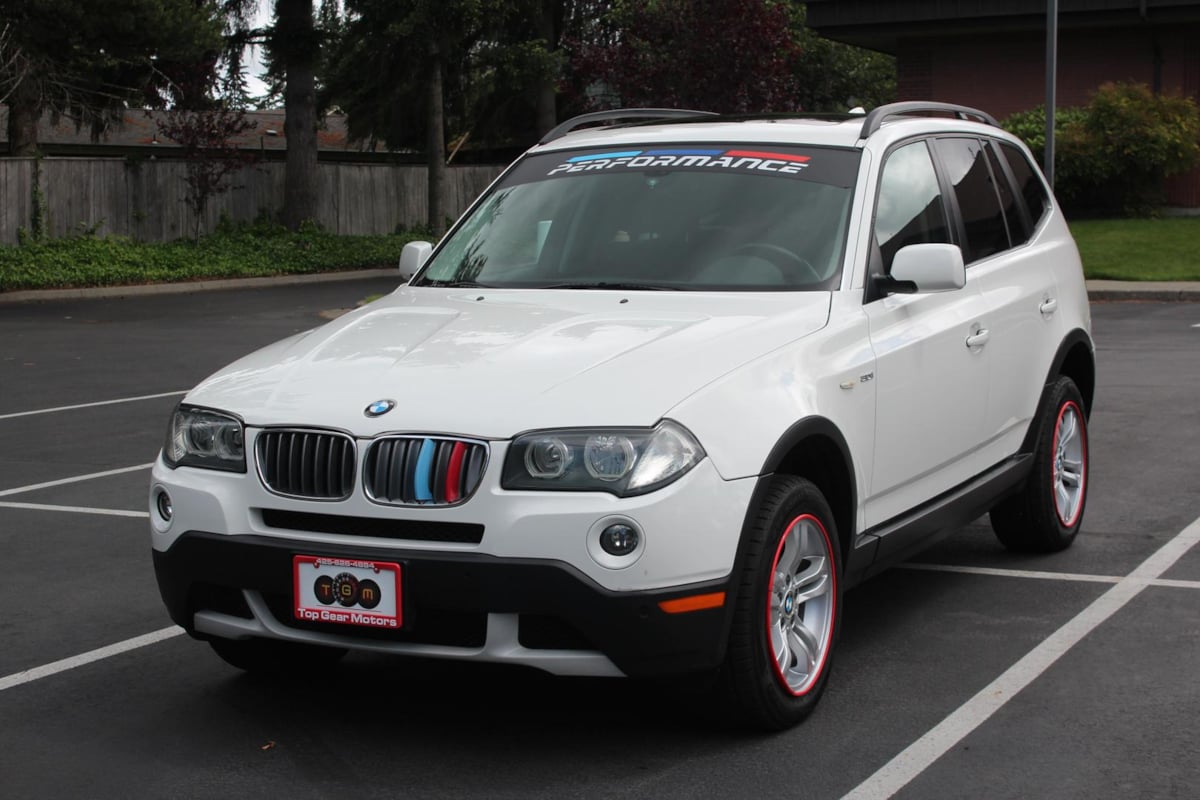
[185,286,831,437]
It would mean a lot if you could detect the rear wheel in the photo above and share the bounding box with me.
[208,636,348,675]
[719,476,841,730]
[990,376,1089,552]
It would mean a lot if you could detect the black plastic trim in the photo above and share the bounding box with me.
[760,416,854,479]
[154,532,733,677]
[857,455,1033,582]
[1022,330,1097,457]
[259,509,485,544]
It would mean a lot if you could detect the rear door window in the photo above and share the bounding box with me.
[934,137,1010,264]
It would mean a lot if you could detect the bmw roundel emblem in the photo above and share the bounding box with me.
[364,399,396,418]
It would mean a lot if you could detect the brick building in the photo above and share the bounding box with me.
[806,0,1200,206]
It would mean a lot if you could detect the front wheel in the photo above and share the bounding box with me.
[718,476,842,730]
[990,376,1089,552]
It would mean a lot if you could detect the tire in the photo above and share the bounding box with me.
[990,376,1089,553]
[718,476,842,730]
[208,636,348,675]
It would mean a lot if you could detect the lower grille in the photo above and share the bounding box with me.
[260,508,485,544]
[256,429,356,500]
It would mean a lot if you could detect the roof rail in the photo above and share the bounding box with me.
[539,108,718,144]
[859,102,999,139]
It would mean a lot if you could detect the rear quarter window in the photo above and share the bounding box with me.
[999,142,1050,230]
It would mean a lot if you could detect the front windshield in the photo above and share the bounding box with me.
[415,144,860,291]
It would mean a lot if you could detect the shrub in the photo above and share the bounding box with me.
[0,228,419,293]
[1003,82,1200,215]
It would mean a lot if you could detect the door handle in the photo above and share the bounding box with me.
[965,328,990,349]
[1040,298,1058,316]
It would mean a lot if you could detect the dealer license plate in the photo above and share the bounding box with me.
[293,555,402,629]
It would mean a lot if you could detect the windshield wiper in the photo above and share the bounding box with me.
[538,281,680,291]
[418,279,494,288]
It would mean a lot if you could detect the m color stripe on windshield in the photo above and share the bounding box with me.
[643,149,725,156]
[725,150,811,162]
[567,151,643,163]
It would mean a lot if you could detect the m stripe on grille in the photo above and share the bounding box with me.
[364,436,487,506]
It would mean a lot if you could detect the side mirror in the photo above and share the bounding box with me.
[398,241,433,281]
[887,243,966,293]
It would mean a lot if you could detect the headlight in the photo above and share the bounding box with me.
[502,420,704,496]
[163,405,246,472]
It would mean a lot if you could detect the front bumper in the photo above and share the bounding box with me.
[153,531,733,678]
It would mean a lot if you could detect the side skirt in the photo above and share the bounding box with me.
[844,454,1033,588]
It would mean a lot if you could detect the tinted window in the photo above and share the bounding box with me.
[935,137,1009,263]
[1000,142,1049,228]
[984,140,1030,245]
[416,145,860,292]
[874,140,950,273]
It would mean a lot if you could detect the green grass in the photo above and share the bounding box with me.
[1069,217,1200,281]
[0,224,420,293]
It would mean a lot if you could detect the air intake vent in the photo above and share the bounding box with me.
[256,430,356,500]
[364,436,488,506]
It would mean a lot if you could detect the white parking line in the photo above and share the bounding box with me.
[0,390,186,421]
[0,463,154,498]
[0,501,148,518]
[0,627,185,693]
[901,562,1121,584]
[843,514,1200,800]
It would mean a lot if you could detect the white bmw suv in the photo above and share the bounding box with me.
[151,103,1094,729]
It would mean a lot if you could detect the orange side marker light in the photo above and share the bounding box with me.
[658,592,726,614]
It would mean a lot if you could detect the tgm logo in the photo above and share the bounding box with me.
[364,399,396,418]
[313,571,382,609]
[547,149,812,177]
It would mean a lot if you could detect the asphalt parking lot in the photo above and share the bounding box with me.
[1,280,1197,799]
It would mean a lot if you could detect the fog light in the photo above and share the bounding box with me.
[599,523,639,556]
[156,490,173,522]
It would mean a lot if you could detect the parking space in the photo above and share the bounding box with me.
[1,283,1197,798]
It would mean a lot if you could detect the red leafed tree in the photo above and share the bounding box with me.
[157,107,258,240]
[570,0,802,114]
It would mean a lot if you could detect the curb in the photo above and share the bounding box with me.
[1,272,1198,304]
[1084,280,1200,302]
[0,268,399,305]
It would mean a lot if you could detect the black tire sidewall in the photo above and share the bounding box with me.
[991,376,1089,552]
[1035,378,1089,542]
[723,475,843,729]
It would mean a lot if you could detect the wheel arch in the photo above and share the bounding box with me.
[755,416,857,569]
[1053,328,1096,416]
[1021,329,1096,454]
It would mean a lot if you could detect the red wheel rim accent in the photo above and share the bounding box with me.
[764,513,837,696]
[1051,400,1087,528]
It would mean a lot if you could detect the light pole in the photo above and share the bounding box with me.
[1046,0,1058,187]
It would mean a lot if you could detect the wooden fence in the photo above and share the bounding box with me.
[0,157,505,244]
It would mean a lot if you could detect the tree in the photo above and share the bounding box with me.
[792,10,895,112]
[157,105,257,239]
[270,0,321,229]
[324,0,492,236]
[564,1,894,115]
[570,0,802,113]
[0,0,222,155]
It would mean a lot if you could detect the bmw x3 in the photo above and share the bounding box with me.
[151,103,1095,729]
